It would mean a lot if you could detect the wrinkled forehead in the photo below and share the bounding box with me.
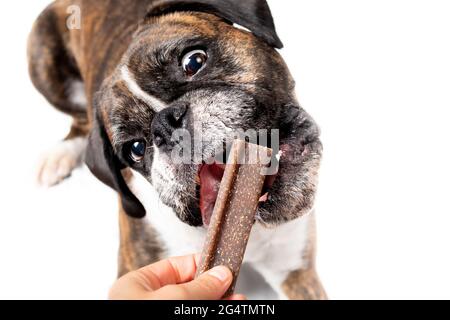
[124,12,285,91]
[134,12,226,49]
[128,12,263,60]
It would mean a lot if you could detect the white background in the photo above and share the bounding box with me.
[0,0,449,299]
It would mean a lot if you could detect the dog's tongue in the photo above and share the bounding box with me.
[198,147,284,226]
[199,163,225,226]
[199,162,277,226]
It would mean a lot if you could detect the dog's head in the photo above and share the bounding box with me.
[86,0,322,227]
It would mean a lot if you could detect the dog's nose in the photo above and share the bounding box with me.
[151,104,188,149]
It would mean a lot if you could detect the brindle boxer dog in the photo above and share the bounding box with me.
[28,0,326,299]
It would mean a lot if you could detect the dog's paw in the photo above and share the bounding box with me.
[37,137,87,187]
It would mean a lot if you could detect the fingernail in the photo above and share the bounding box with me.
[194,253,202,265]
[208,266,231,282]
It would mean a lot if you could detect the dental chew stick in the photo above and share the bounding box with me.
[196,140,273,297]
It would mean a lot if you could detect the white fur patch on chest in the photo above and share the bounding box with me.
[128,169,205,257]
[127,169,310,284]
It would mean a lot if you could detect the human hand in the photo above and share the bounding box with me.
[109,254,246,300]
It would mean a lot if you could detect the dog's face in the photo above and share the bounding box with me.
[86,0,322,227]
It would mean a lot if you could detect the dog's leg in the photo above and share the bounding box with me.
[37,136,88,187]
[28,1,89,187]
[117,202,163,277]
[251,214,327,300]
[281,215,327,300]
[280,266,327,300]
[253,253,327,300]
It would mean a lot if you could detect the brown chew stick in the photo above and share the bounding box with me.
[196,140,273,297]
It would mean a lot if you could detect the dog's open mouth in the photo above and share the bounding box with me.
[198,157,279,227]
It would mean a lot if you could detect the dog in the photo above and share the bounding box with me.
[28,0,326,300]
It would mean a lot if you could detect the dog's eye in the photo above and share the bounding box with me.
[182,49,207,77]
[129,141,146,163]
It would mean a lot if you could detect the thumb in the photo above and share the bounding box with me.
[156,266,233,300]
[181,266,233,300]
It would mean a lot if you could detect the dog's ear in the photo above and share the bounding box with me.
[146,0,283,48]
[85,110,146,219]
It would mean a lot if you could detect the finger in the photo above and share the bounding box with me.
[148,266,233,300]
[109,271,151,300]
[135,254,200,289]
[225,294,247,301]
